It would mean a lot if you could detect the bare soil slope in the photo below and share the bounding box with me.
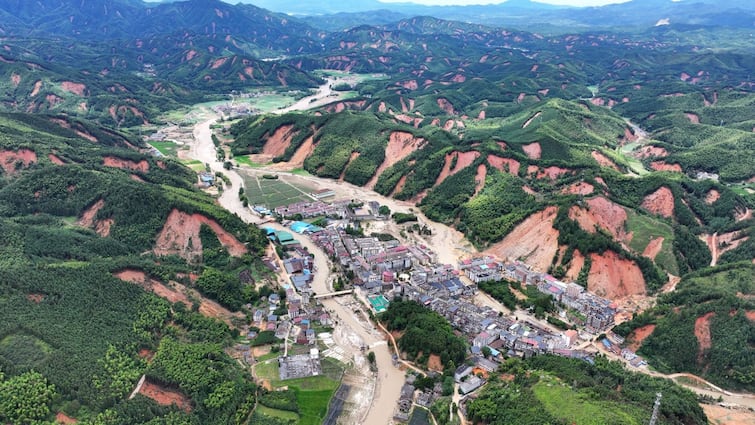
[588,250,646,299]
[154,209,247,261]
[484,206,559,271]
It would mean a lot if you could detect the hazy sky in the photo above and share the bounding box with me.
[377,0,630,5]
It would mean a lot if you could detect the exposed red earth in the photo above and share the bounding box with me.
[705,189,720,204]
[642,237,665,260]
[262,124,297,157]
[474,164,487,195]
[569,196,631,248]
[588,250,646,299]
[50,118,98,142]
[436,97,456,115]
[154,209,247,261]
[591,151,619,170]
[694,312,715,360]
[484,206,560,272]
[60,81,87,96]
[634,146,668,159]
[366,131,426,189]
[522,142,541,159]
[650,161,683,172]
[434,151,480,186]
[641,187,675,218]
[55,412,78,424]
[685,113,700,124]
[627,324,656,352]
[30,80,42,97]
[562,182,594,196]
[564,249,585,281]
[114,269,191,307]
[0,149,37,175]
[487,155,520,175]
[103,156,149,173]
[48,154,65,165]
[138,379,192,412]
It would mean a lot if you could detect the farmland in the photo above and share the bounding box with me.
[242,171,316,208]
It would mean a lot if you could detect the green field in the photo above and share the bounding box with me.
[181,159,206,172]
[234,155,266,168]
[625,210,679,275]
[242,172,315,208]
[532,375,643,425]
[254,358,343,425]
[148,140,178,157]
[255,404,300,422]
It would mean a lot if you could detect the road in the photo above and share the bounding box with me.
[263,222,406,425]
[187,84,755,420]
[276,77,340,114]
[189,95,405,424]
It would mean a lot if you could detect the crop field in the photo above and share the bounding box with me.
[180,159,206,172]
[233,155,265,168]
[254,357,343,425]
[242,172,315,208]
[148,141,178,156]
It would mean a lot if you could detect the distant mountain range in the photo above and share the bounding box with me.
[242,0,755,31]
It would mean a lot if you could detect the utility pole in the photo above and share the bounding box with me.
[649,392,662,425]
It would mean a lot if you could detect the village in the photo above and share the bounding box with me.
[238,189,649,423]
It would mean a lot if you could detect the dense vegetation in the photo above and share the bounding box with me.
[0,1,753,422]
[466,355,707,425]
[615,263,755,391]
[380,299,467,369]
[0,114,266,423]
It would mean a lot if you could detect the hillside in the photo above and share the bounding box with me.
[466,355,706,425]
[229,98,751,297]
[615,264,755,392]
[0,0,753,419]
[0,112,269,424]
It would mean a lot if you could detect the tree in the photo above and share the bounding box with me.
[92,345,143,406]
[481,346,492,359]
[0,371,57,424]
[378,205,391,216]
[367,351,376,365]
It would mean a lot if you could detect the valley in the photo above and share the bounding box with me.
[0,0,753,424]
[180,85,754,422]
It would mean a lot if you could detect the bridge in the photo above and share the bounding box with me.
[313,289,354,299]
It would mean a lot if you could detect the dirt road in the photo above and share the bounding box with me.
[190,108,405,424]
[276,77,339,114]
[263,222,405,425]
[243,169,474,266]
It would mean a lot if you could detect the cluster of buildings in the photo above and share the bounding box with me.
[273,200,348,219]
[253,197,647,417]
[502,261,618,333]
[271,198,383,222]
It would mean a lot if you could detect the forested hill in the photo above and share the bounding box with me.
[0,112,271,424]
[615,263,755,392]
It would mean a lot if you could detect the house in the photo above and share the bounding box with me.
[475,357,499,372]
[473,331,496,348]
[275,323,288,339]
[398,383,415,412]
[296,330,309,345]
[318,313,332,327]
[458,375,484,394]
[454,365,474,382]
[311,188,335,200]
[198,172,215,187]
